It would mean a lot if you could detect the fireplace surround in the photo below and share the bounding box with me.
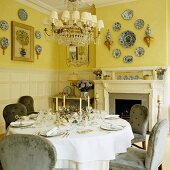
[94,66,169,131]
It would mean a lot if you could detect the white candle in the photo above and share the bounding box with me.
[80,98,82,112]
[63,95,65,107]
[95,93,99,99]
[88,96,90,108]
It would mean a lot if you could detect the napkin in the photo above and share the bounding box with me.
[46,127,58,136]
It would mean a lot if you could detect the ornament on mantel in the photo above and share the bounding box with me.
[144,24,153,47]
[104,30,113,50]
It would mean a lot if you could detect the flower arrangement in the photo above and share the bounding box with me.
[155,68,166,80]
[76,80,94,92]
[93,69,102,76]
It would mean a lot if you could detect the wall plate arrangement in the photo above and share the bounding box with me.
[0,37,9,55]
[123,55,133,63]
[134,19,144,29]
[35,31,41,39]
[0,20,9,31]
[119,30,136,48]
[18,9,28,21]
[112,49,121,58]
[35,45,42,59]
[112,22,121,31]
[135,47,145,57]
[121,9,133,20]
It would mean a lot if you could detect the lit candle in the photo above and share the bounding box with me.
[80,98,82,112]
[63,95,65,107]
[88,96,90,108]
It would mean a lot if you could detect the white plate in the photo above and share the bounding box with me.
[40,130,65,137]
[10,120,34,127]
[100,124,124,131]
[104,115,120,120]
[29,114,38,119]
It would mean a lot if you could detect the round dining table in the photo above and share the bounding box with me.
[6,114,134,170]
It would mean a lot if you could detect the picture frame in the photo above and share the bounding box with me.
[11,21,34,62]
[67,45,89,67]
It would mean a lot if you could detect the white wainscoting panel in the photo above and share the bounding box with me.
[0,67,59,134]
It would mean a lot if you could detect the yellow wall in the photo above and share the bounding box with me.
[96,0,168,68]
[0,0,59,70]
[168,0,170,65]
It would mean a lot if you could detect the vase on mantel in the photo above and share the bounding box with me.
[96,74,101,80]
[81,92,88,99]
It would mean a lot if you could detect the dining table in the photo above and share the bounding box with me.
[6,111,134,170]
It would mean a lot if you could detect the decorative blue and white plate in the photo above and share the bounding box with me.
[18,9,28,21]
[121,9,133,20]
[135,47,145,57]
[112,49,121,58]
[35,31,41,39]
[123,56,133,63]
[119,30,136,48]
[112,22,121,31]
[35,45,42,55]
[0,20,9,31]
[0,37,9,48]
[134,19,144,29]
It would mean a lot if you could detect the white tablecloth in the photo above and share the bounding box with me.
[7,118,134,170]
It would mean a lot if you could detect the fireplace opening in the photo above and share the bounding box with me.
[115,99,142,121]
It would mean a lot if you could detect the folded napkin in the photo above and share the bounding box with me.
[46,127,58,136]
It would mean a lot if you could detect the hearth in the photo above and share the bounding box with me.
[115,99,142,121]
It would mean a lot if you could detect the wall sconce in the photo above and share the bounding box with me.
[144,24,153,47]
[104,30,113,50]
[68,73,78,97]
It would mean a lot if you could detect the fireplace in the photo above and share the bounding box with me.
[115,99,142,121]
[109,93,149,118]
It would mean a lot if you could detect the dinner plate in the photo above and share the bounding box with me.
[40,130,65,137]
[100,124,124,131]
[104,115,120,120]
[29,114,38,119]
[10,120,34,127]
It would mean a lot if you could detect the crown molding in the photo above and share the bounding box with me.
[93,0,137,8]
[16,0,137,15]
[16,0,55,14]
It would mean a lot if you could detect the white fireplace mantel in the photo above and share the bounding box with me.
[94,78,169,131]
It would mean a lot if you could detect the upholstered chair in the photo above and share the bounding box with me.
[0,134,57,170]
[109,119,168,170]
[3,103,27,129]
[130,104,149,149]
[18,96,38,115]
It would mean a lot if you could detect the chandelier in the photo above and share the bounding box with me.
[44,0,104,47]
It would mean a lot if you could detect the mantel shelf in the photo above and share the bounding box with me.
[93,80,165,84]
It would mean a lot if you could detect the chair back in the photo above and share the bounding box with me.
[3,103,27,129]
[145,119,168,170]
[18,96,35,115]
[130,104,149,135]
[0,134,57,170]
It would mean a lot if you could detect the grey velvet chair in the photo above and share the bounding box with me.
[0,134,57,170]
[130,104,149,150]
[18,96,38,115]
[3,103,27,129]
[109,119,168,170]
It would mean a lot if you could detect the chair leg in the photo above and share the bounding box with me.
[142,141,146,150]
[158,164,162,170]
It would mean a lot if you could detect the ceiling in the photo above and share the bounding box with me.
[17,0,137,14]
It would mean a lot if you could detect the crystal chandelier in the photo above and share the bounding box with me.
[44,0,104,47]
